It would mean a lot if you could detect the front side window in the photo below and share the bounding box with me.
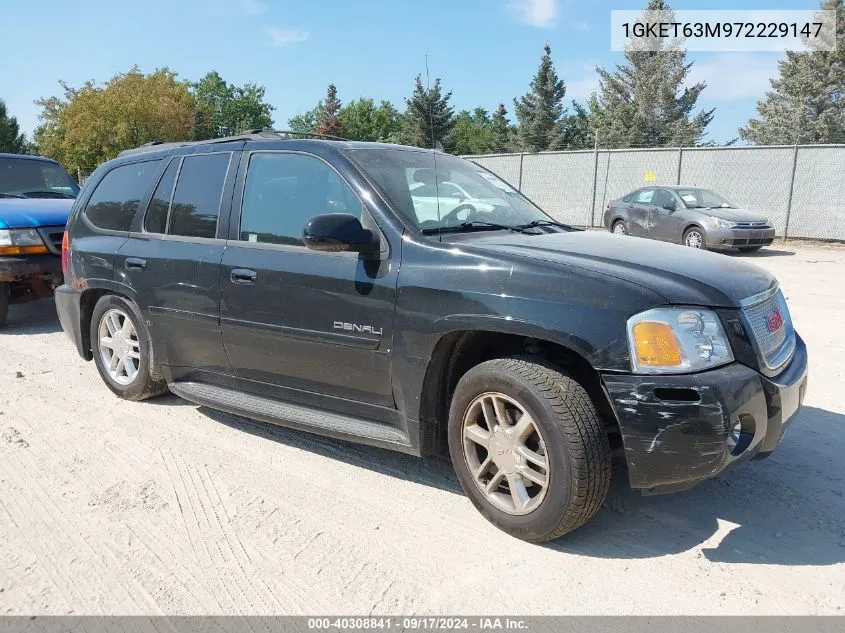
[168,153,231,239]
[239,152,363,247]
[84,160,161,232]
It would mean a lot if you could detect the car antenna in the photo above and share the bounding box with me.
[426,54,444,240]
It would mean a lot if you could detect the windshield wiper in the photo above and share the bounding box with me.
[422,221,534,235]
[0,192,25,199]
[20,190,76,199]
[517,219,578,231]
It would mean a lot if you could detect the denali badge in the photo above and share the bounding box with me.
[334,321,383,336]
[766,308,785,334]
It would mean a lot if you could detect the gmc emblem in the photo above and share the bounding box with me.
[766,308,785,334]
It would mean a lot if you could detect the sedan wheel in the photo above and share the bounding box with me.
[98,308,141,386]
[612,222,627,235]
[684,228,705,249]
[461,392,549,515]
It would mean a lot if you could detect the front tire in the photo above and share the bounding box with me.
[683,227,707,250]
[448,357,611,542]
[90,295,167,401]
[0,282,8,328]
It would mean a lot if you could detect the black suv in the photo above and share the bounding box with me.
[56,132,808,542]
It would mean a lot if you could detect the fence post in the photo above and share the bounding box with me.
[784,143,799,240]
[676,147,683,185]
[517,153,525,191]
[589,131,599,228]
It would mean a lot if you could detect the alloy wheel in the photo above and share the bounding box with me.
[613,223,627,235]
[98,308,141,386]
[685,230,704,248]
[461,392,550,515]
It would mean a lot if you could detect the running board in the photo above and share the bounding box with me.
[170,381,413,452]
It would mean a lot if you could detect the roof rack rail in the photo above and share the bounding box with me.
[237,129,348,142]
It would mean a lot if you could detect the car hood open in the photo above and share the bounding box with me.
[465,230,775,307]
[0,198,74,230]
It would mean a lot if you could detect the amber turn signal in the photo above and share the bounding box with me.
[631,321,683,367]
[0,244,50,256]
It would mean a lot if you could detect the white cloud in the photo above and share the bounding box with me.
[509,0,559,28]
[241,0,268,15]
[266,27,310,47]
[687,53,780,101]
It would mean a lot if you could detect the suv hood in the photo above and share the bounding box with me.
[0,198,73,230]
[465,230,774,307]
[702,207,768,223]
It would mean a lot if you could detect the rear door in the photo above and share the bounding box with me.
[117,147,240,376]
[219,149,397,412]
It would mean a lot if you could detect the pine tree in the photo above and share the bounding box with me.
[315,84,344,138]
[740,0,845,144]
[0,99,27,154]
[490,104,512,153]
[591,0,714,148]
[513,44,567,152]
[399,75,455,148]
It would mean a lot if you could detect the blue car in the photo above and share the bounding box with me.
[0,153,79,327]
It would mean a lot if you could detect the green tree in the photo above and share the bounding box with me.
[552,101,594,150]
[740,0,845,144]
[489,103,513,153]
[338,98,401,142]
[287,107,319,134]
[399,75,455,148]
[315,84,344,137]
[34,67,198,173]
[513,44,567,152]
[191,71,274,139]
[0,99,27,154]
[447,108,495,155]
[591,0,714,148]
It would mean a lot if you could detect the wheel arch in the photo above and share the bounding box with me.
[418,329,620,457]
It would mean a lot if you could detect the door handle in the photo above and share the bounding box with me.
[230,269,257,284]
[125,257,147,271]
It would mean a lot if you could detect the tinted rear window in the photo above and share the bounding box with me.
[84,160,161,232]
[168,153,231,239]
[145,158,179,234]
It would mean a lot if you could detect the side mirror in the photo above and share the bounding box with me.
[303,213,379,257]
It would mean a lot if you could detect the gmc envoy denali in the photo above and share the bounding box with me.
[56,131,808,542]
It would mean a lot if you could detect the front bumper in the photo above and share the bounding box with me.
[0,254,62,283]
[708,226,776,249]
[602,333,808,493]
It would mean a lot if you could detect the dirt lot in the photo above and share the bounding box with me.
[0,243,843,615]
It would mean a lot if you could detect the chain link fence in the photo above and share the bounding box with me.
[466,144,845,241]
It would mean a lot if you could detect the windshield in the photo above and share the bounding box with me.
[0,157,80,199]
[676,188,733,209]
[347,148,556,233]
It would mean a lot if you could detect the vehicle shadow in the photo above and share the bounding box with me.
[725,248,795,258]
[197,403,844,566]
[1,299,62,335]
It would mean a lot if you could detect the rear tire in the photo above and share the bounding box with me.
[90,294,168,401]
[448,356,611,542]
[611,220,628,235]
[0,282,8,328]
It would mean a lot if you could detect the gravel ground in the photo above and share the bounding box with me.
[0,243,843,615]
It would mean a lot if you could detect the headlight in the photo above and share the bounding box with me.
[0,228,49,255]
[627,307,734,374]
[711,217,737,229]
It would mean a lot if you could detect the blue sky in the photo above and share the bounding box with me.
[0,0,820,145]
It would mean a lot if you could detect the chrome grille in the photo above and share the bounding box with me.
[741,287,795,371]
